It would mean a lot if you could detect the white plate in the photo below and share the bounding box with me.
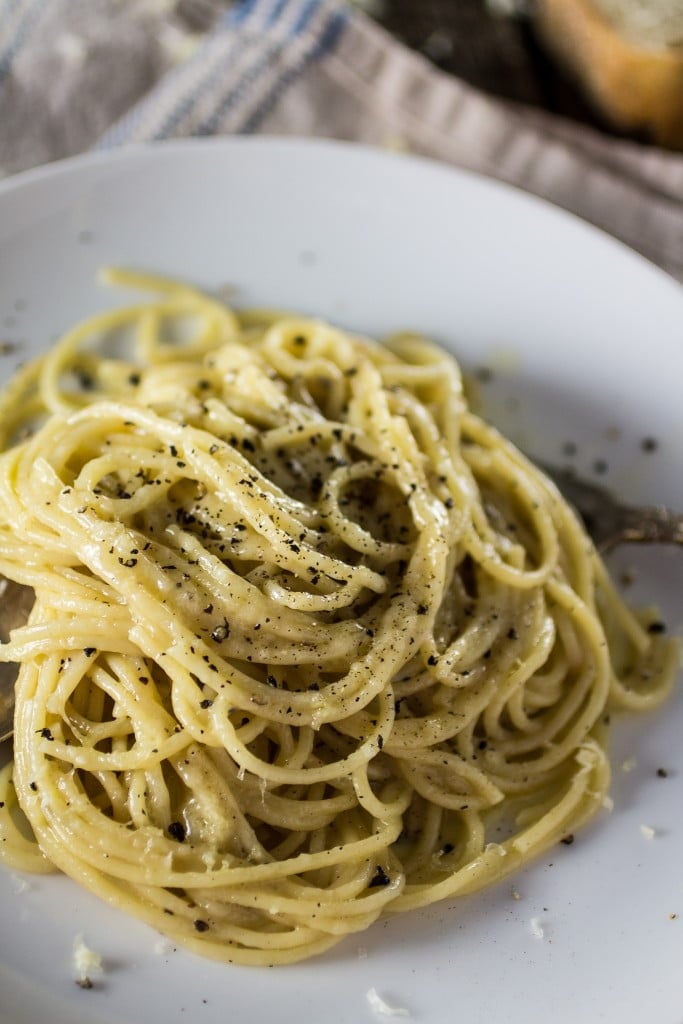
[0,138,681,1024]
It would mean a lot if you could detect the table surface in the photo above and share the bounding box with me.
[175,0,645,141]
[375,0,615,132]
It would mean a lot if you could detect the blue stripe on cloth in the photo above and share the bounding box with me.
[148,36,252,141]
[99,0,286,146]
[221,0,285,32]
[98,0,348,147]
[0,0,49,83]
[239,7,347,134]
[265,0,291,27]
[98,0,305,145]
[196,0,350,138]
[224,0,261,27]
[292,0,325,35]
[97,28,243,146]
[194,40,284,137]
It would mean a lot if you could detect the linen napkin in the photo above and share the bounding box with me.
[1,0,682,280]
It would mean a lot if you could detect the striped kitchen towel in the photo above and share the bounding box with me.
[1,0,682,279]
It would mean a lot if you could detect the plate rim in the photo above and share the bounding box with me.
[0,131,682,1024]
[0,134,680,301]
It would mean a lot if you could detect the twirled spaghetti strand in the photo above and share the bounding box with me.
[0,271,676,964]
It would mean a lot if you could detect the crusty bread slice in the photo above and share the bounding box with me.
[536,0,683,147]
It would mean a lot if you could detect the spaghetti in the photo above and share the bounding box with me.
[0,270,676,964]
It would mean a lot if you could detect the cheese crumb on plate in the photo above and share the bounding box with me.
[72,934,103,987]
[366,987,411,1017]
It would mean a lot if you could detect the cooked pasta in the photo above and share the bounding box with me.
[0,270,677,964]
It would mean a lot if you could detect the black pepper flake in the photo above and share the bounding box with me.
[507,627,518,640]
[168,821,186,842]
[641,437,658,453]
[75,370,95,391]
[266,675,277,687]
[657,768,669,778]
[211,619,230,642]
[199,699,213,709]
[593,458,608,475]
[118,557,138,568]
[647,620,667,634]
[38,727,54,741]
[417,604,428,615]
[203,604,214,614]
[29,781,38,792]
[368,866,391,888]
[76,977,94,990]
[241,438,256,453]
[194,919,210,932]
[561,834,575,846]
[377,735,384,750]
[310,474,323,498]
[427,655,439,667]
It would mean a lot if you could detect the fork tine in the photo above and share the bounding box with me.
[537,461,683,551]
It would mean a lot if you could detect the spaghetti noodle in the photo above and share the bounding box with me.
[0,270,676,964]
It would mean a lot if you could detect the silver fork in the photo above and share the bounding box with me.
[540,464,683,551]
[1,466,682,742]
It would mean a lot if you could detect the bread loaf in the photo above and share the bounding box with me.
[536,0,683,148]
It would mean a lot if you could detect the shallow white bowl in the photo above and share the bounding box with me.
[0,138,681,1024]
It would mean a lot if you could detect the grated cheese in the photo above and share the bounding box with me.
[366,988,411,1017]
[72,934,103,985]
